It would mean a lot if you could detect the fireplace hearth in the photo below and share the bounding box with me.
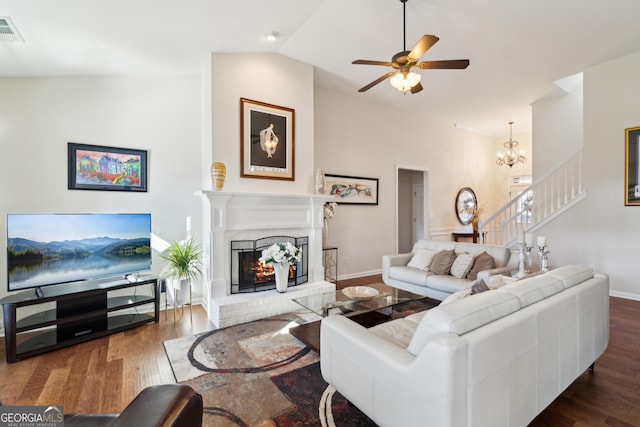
[231,236,308,293]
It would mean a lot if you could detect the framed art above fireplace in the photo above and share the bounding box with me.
[240,98,295,181]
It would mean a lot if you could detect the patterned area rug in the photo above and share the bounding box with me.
[163,310,378,427]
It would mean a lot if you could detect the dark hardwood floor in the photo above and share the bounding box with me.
[0,275,638,426]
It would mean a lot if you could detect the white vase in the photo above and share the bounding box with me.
[273,263,290,293]
[315,168,325,194]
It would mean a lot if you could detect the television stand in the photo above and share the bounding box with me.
[1,277,159,363]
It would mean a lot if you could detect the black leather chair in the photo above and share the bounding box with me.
[64,384,203,427]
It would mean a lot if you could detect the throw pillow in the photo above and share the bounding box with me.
[429,249,457,275]
[406,249,438,271]
[450,252,475,279]
[466,251,496,281]
[483,274,507,289]
[470,280,490,294]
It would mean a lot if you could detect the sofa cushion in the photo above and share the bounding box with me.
[440,275,508,305]
[388,266,431,287]
[450,252,475,278]
[425,275,472,294]
[413,240,457,252]
[407,290,522,355]
[406,248,438,270]
[466,251,496,281]
[429,249,457,275]
[546,265,594,289]
[499,275,565,307]
[370,318,420,349]
[455,242,511,267]
[405,311,427,324]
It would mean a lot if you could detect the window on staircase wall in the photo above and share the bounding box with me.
[510,176,533,224]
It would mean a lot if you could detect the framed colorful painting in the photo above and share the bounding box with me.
[240,98,295,181]
[625,126,640,205]
[324,174,379,205]
[68,142,148,192]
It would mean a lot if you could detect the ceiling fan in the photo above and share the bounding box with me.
[352,0,470,94]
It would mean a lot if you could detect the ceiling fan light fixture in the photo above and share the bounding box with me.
[390,71,421,92]
[351,0,469,94]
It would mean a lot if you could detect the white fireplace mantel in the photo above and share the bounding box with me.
[198,191,335,327]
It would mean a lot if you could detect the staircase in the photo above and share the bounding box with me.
[480,149,586,247]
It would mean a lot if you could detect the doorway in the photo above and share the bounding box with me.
[397,167,429,253]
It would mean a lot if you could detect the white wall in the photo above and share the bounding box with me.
[531,85,583,177]
[314,87,506,277]
[532,52,640,299]
[0,75,203,314]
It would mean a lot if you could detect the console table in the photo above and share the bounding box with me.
[451,232,484,243]
[1,277,159,363]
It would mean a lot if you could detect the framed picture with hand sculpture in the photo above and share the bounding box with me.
[324,174,379,205]
[240,97,295,181]
[625,125,640,205]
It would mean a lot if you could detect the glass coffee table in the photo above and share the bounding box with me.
[289,283,436,353]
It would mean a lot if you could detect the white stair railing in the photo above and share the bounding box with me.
[480,149,586,247]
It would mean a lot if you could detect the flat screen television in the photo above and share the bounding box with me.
[7,213,152,292]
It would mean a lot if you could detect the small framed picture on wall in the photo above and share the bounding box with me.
[68,142,148,192]
[625,126,640,205]
[323,174,379,205]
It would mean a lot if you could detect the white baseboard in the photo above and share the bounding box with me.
[337,269,382,281]
[609,290,640,301]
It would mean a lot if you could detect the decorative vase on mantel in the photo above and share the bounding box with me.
[273,263,290,293]
[211,162,226,191]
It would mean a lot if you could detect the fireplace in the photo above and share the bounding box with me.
[231,236,308,293]
[200,191,335,327]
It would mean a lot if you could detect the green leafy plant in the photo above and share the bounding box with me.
[159,238,203,283]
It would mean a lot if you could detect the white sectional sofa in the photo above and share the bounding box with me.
[382,239,518,300]
[321,265,609,427]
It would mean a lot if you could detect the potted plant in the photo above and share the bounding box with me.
[160,238,203,311]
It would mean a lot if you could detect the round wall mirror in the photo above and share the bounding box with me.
[455,187,477,225]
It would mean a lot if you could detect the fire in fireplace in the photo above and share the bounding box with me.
[230,236,308,294]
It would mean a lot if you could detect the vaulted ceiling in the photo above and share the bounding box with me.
[2,0,640,136]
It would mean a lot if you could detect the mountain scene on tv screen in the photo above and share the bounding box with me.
[8,236,151,289]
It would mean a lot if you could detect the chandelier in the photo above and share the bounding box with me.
[496,121,526,168]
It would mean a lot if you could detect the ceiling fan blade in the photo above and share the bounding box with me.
[417,59,470,70]
[408,35,439,61]
[352,59,394,67]
[410,82,423,94]
[358,70,398,92]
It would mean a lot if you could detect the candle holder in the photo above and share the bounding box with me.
[524,245,534,273]
[538,245,550,272]
[515,243,527,278]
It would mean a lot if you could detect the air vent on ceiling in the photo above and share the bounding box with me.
[0,17,25,42]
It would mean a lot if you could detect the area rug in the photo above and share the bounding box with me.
[163,310,378,427]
